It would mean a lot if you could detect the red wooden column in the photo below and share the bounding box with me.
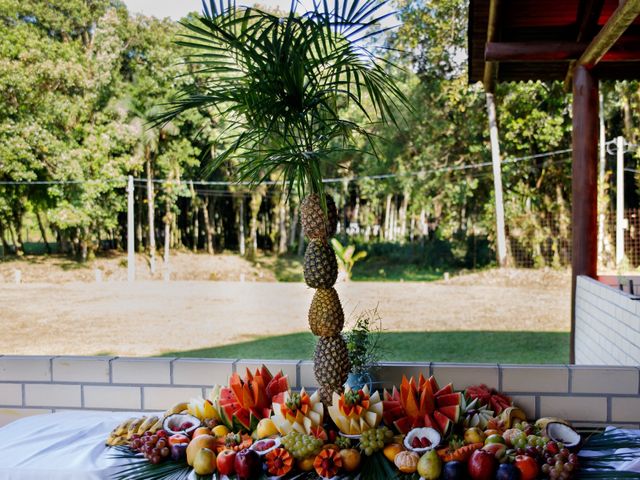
[571,65,599,364]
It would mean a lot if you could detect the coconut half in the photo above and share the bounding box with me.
[547,422,581,448]
[162,413,201,436]
[250,437,281,456]
[403,427,441,453]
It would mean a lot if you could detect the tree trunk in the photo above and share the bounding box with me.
[622,92,634,143]
[145,154,157,274]
[237,196,246,256]
[136,187,143,252]
[289,203,298,248]
[189,181,199,252]
[384,193,392,240]
[399,191,409,241]
[35,210,52,254]
[164,199,171,266]
[248,191,262,259]
[0,220,9,255]
[203,196,214,254]
[297,219,305,256]
[278,194,287,254]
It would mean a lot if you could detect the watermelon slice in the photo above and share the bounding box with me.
[439,405,461,422]
[436,392,462,408]
[434,410,453,436]
[435,383,454,397]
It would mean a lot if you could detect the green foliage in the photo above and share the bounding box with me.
[344,306,383,375]
[331,238,367,280]
[157,0,409,204]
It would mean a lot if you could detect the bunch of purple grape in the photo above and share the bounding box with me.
[130,430,171,465]
[540,441,579,479]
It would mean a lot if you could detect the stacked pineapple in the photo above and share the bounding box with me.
[301,193,351,405]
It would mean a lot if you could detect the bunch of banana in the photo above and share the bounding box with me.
[105,415,162,447]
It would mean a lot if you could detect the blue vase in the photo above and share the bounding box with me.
[345,372,373,391]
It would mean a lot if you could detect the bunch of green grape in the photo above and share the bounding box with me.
[359,426,394,456]
[281,431,323,459]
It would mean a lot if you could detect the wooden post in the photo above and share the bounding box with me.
[616,136,625,266]
[571,65,599,364]
[486,92,508,267]
[127,175,135,282]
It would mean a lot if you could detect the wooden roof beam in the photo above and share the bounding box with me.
[486,40,640,62]
[578,0,640,66]
[565,0,640,88]
[483,0,500,93]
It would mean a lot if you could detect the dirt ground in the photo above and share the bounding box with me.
[0,254,571,356]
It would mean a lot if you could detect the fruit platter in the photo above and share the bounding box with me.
[106,365,602,480]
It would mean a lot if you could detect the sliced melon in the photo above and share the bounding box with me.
[439,405,461,423]
[433,411,453,436]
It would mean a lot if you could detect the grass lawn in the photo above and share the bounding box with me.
[265,254,445,282]
[163,331,569,364]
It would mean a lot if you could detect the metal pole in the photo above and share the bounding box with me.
[485,92,508,267]
[127,175,135,282]
[616,136,625,266]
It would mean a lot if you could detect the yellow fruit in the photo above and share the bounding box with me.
[193,448,217,475]
[212,425,230,437]
[297,456,315,472]
[417,450,442,480]
[186,434,217,466]
[256,418,278,439]
[340,448,362,472]
[464,427,486,444]
[383,443,404,462]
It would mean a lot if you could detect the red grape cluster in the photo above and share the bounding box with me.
[130,430,171,465]
[540,442,579,479]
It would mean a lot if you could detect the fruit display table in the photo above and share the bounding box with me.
[0,410,140,479]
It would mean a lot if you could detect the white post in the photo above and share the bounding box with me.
[127,175,135,282]
[616,136,625,266]
[486,92,508,267]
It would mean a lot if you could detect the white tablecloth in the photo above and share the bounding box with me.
[0,411,138,480]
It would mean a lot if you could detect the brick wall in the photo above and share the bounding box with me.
[0,356,638,428]
[575,275,640,365]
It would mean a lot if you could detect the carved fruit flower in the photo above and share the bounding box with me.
[265,448,294,477]
[314,448,343,478]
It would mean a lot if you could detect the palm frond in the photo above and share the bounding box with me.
[156,0,410,202]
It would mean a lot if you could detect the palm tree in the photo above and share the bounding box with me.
[158,0,408,405]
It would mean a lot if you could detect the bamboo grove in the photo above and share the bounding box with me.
[1,0,639,270]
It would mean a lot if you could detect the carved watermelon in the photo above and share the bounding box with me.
[213,366,290,433]
[382,374,461,437]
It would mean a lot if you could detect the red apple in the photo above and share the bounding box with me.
[217,449,237,476]
[468,449,497,480]
[514,454,539,480]
[234,448,260,479]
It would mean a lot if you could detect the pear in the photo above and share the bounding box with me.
[193,447,217,476]
[417,449,442,480]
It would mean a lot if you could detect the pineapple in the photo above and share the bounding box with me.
[313,335,351,392]
[303,239,338,288]
[308,288,344,336]
[301,194,338,240]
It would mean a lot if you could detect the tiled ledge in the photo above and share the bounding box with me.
[0,356,638,427]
